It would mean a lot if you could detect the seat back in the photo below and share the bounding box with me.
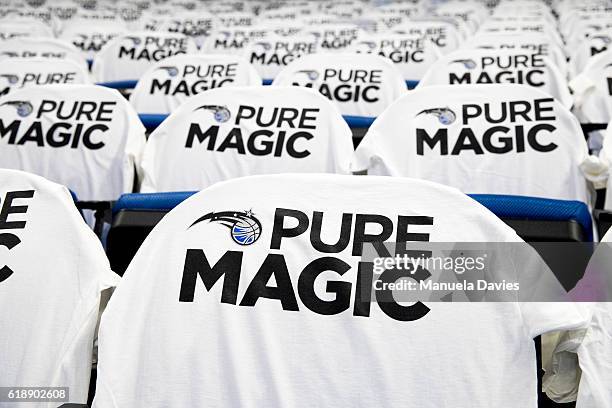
[389,19,463,55]
[350,33,442,84]
[0,169,117,404]
[0,37,88,72]
[272,53,406,117]
[570,48,612,125]
[92,32,197,87]
[420,48,572,107]
[0,84,146,202]
[0,57,90,97]
[59,19,128,64]
[130,54,262,115]
[139,86,354,192]
[0,18,54,40]
[200,27,270,56]
[243,35,320,83]
[95,173,587,407]
[352,84,591,205]
[106,191,594,275]
[465,32,568,78]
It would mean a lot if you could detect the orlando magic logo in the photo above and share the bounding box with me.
[194,104,231,122]
[450,59,477,69]
[416,107,456,125]
[358,40,377,50]
[157,66,179,77]
[189,210,262,245]
[0,74,19,84]
[254,41,271,50]
[296,69,319,81]
[125,35,141,45]
[1,101,33,117]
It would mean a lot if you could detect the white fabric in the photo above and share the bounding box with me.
[92,32,198,84]
[545,229,612,407]
[0,57,89,97]
[140,86,354,192]
[0,84,146,201]
[420,49,573,108]
[352,84,591,205]
[465,33,568,79]
[350,33,442,81]
[273,53,406,117]
[0,169,119,407]
[59,20,128,62]
[0,37,88,73]
[302,24,360,52]
[570,49,612,125]
[0,18,53,40]
[93,173,589,408]
[131,54,262,115]
[243,35,319,82]
[568,29,612,78]
[575,298,612,408]
[599,122,612,209]
[200,27,272,56]
[389,19,463,55]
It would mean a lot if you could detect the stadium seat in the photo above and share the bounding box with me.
[419,48,572,108]
[0,84,146,225]
[106,191,593,276]
[352,84,593,207]
[570,49,612,130]
[243,35,320,84]
[138,86,353,193]
[130,54,262,116]
[349,32,442,86]
[464,33,569,78]
[388,18,463,55]
[0,169,118,406]
[0,37,89,73]
[95,173,588,407]
[59,19,128,65]
[0,57,90,96]
[272,53,407,118]
[93,32,198,89]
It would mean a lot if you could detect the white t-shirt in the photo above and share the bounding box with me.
[420,49,572,107]
[350,33,442,82]
[352,84,591,205]
[571,212,612,404]
[0,84,146,201]
[389,19,463,55]
[59,19,128,62]
[200,27,270,56]
[570,48,612,125]
[92,32,198,84]
[465,33,568,79]
[0,57,90,97]
[93,173,589,408]
[0,18,54,40]
[0,169,119,407]
[568,29,612,79]
[545,228,612,407]
[0,37,88,73]
[242,35,319,82]
[301,23,360,52]
[131,54,262,115]
[273,53,406,117]
[140,86,354,192]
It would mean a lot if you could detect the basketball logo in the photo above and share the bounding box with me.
[416,107,456,125]
[189,209,262,246]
